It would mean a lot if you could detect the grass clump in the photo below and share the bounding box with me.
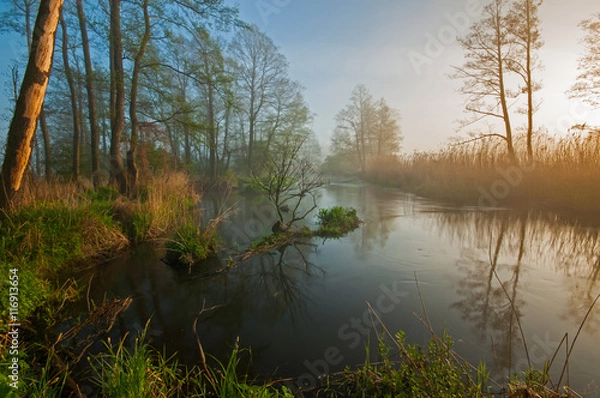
[90,333,183,397]
[316,206,361,237]
[165,222,220,267]
[333,331,490,397]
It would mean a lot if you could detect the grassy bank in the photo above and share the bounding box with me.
[0,172,200,392]
[15,319,582,397]
[364,132,600,214]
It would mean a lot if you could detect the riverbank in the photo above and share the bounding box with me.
[362,132,600,216]
[1,174,594,397]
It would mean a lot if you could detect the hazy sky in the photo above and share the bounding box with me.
[1,0,599,154]
[231,0,600,153]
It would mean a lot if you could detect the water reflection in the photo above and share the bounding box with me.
[86,238,323,367]
[75,183,600,393]
[429,210,600,372]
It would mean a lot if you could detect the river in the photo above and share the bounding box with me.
[75,182,600,395]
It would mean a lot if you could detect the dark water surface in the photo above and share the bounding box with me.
[78,183,600,394]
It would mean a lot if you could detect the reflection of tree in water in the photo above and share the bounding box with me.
[431,210,600,370]
[88,239,323,367]
[451,216,526,370]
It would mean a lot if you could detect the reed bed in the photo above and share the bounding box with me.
[365,131,600,213]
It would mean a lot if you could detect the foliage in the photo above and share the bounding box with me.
[251,233,286,250]
[316,206,361,237]
[165,222,220,267]
[90,332,184,397]
[335,331,490,397]
[0,200,127,330]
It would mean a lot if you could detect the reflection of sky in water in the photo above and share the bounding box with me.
[78,183,600,395]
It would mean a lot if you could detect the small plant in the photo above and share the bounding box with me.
[165,222,220,267]
[251,232,285,250]
[316,206,361,237]
[90,332,183,397]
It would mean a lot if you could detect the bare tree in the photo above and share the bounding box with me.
[0,0,64,209]
[569,13,600,108]
[452,0,517,159]
[252,131,324,232]
[507,0,544,161]
[229,26,288,174]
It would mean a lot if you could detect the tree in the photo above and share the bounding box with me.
[0,0,64,209]
[251,130,324,231]
[1,0,54,179]
[507,0,544,161]
[331,85,402,173]
[452,0,517,159]
[569,13,600,108]
[59,13,81,180]
[229,26,288,174]
[76,0,101,188]
[108,0,127,194]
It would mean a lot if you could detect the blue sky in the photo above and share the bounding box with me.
[1,0,599,153]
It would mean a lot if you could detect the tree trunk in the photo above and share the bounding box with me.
[76,0,101,188]
[109,0,127,194]
[495,2,515,160]
[208,81,217,180]
[0,0,64,209]
[128,0,150,192]
[60,14,81,181]
[38,109,52,179]
[525,0,534,162]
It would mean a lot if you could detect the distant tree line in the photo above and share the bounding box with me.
[325,84,403,174]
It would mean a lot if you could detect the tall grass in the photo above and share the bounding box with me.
[0,171,200,379]
[364,131,600,213]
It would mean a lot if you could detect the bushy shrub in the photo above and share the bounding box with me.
[316,206,361,237]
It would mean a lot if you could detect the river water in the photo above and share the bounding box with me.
[78,182,600,395]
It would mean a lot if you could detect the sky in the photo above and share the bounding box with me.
[0,0,599,154]
[228,0,600,153]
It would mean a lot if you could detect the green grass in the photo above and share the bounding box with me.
[90,332,184,397]
[316,206,361,237]
[0,200,128,330]
[165,222,220,267]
